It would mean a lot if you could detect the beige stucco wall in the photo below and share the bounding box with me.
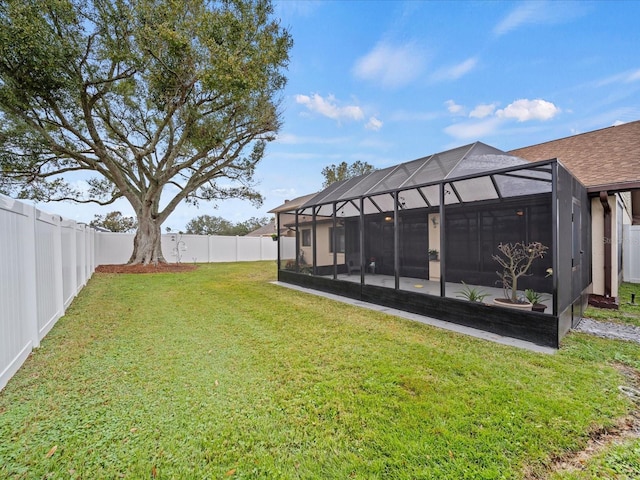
[591,193,632,298]
[591,197,606,296]
[299,223,345,267]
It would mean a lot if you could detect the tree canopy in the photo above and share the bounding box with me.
[89,211,137,232]
[0,0,292,264]
[321,161,376,188]
[184,214,269,236]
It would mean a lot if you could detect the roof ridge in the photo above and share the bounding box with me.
[510,120,640,151]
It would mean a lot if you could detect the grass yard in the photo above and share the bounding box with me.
[1,262,639,479]
[583,282,640,327]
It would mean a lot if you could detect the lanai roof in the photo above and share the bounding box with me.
[295,142,554,217]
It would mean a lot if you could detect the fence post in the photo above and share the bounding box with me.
[22,204,40,348]
[53,215,64,326]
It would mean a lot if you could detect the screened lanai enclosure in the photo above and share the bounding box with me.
[275,143,591,348]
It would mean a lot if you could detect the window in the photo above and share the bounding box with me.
[329,227,345,253]
[301,229,311,246]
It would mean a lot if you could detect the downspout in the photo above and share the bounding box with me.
[599,191,612,297]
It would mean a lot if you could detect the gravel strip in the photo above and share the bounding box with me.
[574,318,640,344]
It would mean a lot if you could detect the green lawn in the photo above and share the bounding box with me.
[1,262,639,479]
[583,282,640,327]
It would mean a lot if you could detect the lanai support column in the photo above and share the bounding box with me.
[439,182,446,298]
[312,207,317,275]
[359,197,365,285]
[394,192,400,290]
[332,203,338,279]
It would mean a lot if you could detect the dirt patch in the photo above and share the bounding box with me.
[95,263,198,274]
[548,413,640,476]
[526,364,640,479]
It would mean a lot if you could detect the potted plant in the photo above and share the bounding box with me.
[429,249,439,261]
[271,233,278,241]
[525,289,548,313]
[493,241,548,310]
[456,282,489,303]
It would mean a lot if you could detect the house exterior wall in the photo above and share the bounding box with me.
[299,222,345,268]
[623,224,640,283]
[591,193,633,298]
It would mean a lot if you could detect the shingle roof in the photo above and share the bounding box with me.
[267,193,319,214]
[246,219,276,237]
[509,120,640,192]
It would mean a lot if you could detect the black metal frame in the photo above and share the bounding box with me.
[276,158,590,349]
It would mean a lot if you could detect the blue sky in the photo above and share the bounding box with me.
[47,0,640,231]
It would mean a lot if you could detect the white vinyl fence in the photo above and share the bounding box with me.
[623,224,640,283]
[95,232,293,265]
[1,195,295,391]
[1,196,95,391]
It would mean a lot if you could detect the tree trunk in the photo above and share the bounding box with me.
[128,214,166,265]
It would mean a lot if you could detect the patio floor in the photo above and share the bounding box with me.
[332,272,552,306]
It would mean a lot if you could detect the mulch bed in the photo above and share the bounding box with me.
[95,263,198,274]
[588,293,619,310]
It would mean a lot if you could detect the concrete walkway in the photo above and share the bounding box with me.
[272,281,557,354]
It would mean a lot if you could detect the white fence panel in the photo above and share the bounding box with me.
[75,224,85,290]
[35,211,64,340]
[95,232,289,264]
[0,198,36,392]
[237,236,261,261]
[164,234,209,263]
[1,195,95,391]
[96,232,133,265]
[61,220,77,308]
[208,235,239,262]
[623,224,640,283]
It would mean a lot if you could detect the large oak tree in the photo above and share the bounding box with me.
[321,160,375,188]
[0,0,291,263]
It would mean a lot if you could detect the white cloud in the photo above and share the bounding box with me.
[270,187,298,199]
[432,57,478,82]
[595,68,640,87]
[352,41,427,88]
[493,1,588,36]
[493,1,541,36]
[469,103,497,119]
[444,98,561,141]
[275,133,350,145]
[365,116,383,131]
[444,118,503,140]
[496,99,560,122]
[390,110,440,122]
[295,94,364,122]
[445,100,464,114]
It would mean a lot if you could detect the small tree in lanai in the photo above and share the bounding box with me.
[0,0,292,264]
[493,241,548,304]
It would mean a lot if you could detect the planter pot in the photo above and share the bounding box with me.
[271,236,278,241]
[429,254,439,261]
[493,298,533,311]
[531,303,547,313]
